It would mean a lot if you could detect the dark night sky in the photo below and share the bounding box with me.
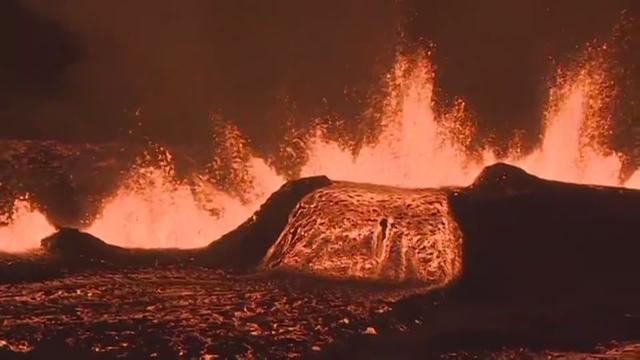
[1,0,639,155]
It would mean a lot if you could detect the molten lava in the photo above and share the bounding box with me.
[263,182,463,285]
[511,59,624,186]
[0,47,638,252]
[85,161,278,249]
[0,199,55,252]
[300,55,488,187]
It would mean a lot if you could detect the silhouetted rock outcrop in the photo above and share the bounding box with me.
[40,227,198,267]
[42,228,117,260]
[451,164,640,298]
[469,162,540,195]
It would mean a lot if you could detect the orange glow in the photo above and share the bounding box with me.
[625,171,640,188]
[263,182,463,284]
[86,143,284,249]
[510,59,624,186]
[300,52,629,189]
[301,54,490,187]
[0,199,55,252]
[0,48,638,253]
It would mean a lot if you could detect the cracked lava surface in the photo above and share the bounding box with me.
[0,267,406,358]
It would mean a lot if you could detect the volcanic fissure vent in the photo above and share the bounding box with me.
[262,182,463,285]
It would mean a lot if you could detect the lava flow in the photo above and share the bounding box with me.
[263,182,463,286]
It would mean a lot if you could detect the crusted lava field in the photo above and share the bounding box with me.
[2,143,640,359]
[0,267,416,359]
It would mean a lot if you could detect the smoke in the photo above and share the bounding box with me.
[11,0,401,150]
[1,0,638,159]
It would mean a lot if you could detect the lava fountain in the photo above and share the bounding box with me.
[511,54,625,186]
[86,134,284,249]
[300,50,631,189]
[0,199,56,252]
[300,54,491,188]
[0,46,637,253]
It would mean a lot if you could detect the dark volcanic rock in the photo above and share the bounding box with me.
[469,162,540,196]
[0,252,63,284]
[40,227,135,267]
[202,175,332,268]
[451,164,640,297]
[40,228,197,268]
[405,163,640,354]
[42,228,116,259]
[322,164,640,358]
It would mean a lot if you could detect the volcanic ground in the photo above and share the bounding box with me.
[2,141,640,359]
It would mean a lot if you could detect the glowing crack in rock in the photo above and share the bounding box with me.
[262,182,463,285]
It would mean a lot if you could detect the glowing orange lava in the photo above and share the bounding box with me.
[263,182,463,284]
[301,54,491,187]
[510,59,624,186]
[0,48,637,252]
[86,147,283,249]
[0,199,56,252]
[300,52,630,189]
